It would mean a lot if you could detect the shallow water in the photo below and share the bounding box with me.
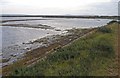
[3,17,111,29]
[2,26,61,48]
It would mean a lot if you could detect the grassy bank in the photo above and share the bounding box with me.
[10,22,118,76]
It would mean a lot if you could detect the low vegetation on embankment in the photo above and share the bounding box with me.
[11,22,118,76]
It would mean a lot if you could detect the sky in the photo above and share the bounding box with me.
[0,0,119,15]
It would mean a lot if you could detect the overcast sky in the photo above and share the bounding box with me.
[0,0,119,15]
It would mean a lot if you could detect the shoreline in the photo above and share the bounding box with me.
[9,22,118,76]
[1,15,118,19]
[2,27,95,75]
[1,30,66,67]
[2,20,118,75]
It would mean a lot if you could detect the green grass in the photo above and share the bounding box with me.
[11,23,117,76]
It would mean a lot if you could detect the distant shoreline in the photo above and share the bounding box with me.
[1,15,118,19]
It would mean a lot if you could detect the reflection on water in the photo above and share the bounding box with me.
[2,26,61,48]
[3,17,111,29]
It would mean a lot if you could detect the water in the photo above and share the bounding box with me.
[0,17,112,66]
[1,26,62,66]
[2,26,61,48]
[3,17,111,29]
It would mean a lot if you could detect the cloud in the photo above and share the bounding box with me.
[1,0,118,15]
[82,1,118,15]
